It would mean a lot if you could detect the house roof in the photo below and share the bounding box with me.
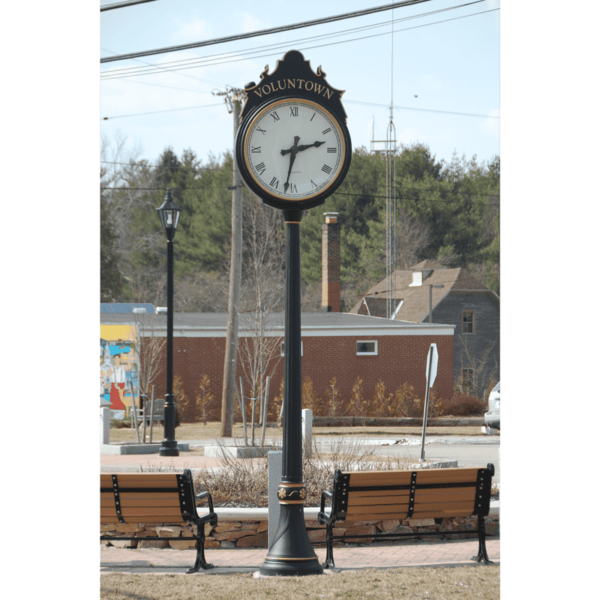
[350,263,498,323]
[101,311,454,337]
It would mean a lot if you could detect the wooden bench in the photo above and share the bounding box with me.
[318,464,495,569]
[101,469,218,573]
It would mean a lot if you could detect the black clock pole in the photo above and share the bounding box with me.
[260,209,323,576]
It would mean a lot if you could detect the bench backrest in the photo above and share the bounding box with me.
[331,466,493,522]
[100,470,197,526]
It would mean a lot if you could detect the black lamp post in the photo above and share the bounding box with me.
[157,188,181,457]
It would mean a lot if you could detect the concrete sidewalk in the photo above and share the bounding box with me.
[101,538,500,574]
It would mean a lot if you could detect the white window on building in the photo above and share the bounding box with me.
[356,341,378,355]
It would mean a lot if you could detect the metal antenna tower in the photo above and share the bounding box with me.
[369,15,398,319]
[385,13,397,319]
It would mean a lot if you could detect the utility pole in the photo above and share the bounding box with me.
[215,86,244,437]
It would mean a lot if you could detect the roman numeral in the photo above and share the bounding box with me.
[290,184,298,193]
[327,147,337,153]
[310,180,317,188]
[255,162,266,175]
[251,146,261,153]
[270,112,280,122]
[310,113,316,122]
[270,177,279,189]
[321,164,332,174]
[322,127,332,135]
[290,107,298,117]
[257,126,267,135]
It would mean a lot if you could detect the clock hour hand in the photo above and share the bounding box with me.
[281,136,301,157]
[297,141,325,152]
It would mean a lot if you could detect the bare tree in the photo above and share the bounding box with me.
[134,311,166,399]
[236,192,286,444]
[457,336,499,398]
[394,206,432,270]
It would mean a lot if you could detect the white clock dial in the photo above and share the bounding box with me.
[244,98,345,201]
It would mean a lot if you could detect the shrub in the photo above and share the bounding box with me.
[302,377,323,416]
[195,375,215,425]
[371,380,394,417]
[324,377,340,417]
[441,390,487,416]
[346,377,368,417]
[392,382,422,417]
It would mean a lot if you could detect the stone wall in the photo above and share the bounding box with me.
[101,514,499,550]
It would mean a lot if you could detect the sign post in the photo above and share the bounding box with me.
[420,343,438,462]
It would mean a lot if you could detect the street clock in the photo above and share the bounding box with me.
[236,50,352,211]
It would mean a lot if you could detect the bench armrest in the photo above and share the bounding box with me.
[318,490,334,526]
[195,491,215,514]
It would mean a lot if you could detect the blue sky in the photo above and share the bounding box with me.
[100,0,500,167]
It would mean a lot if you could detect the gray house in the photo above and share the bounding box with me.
[349,260,500,397]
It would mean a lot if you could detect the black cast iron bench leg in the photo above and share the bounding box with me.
[187,527,214,574]
[323,522,336,570]
[474,514,493,565]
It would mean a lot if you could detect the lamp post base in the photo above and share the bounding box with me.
[259,502,323,577]
[159,440,180,457]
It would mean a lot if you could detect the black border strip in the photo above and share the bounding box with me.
[349,481,478,493]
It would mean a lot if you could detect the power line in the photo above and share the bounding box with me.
[101,47,228,91]
[102,102,223,121]
[101,8,499,82]
[101,2,484,79]
[100,0,432,63]
[348,99,499,120]
[100,185,499,204]
[100,9,499,82]
[101,0,158,11]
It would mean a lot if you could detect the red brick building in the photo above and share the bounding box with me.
[101,311,455,420]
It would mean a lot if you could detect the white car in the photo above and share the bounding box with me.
[485,382,500,431]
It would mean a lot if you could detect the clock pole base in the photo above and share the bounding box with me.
[259,504,324,577]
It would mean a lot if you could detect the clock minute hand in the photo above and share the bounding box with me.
[283,136,300,193]
[297,141,325,152]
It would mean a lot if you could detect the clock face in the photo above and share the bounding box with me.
[243,98,346,202]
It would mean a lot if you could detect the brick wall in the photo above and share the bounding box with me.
[144,332,454,422]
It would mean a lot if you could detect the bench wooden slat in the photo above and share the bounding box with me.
[348,493,410,507]
[415,468,480,482]
[347,504,410,516]
[345,511,409,521]
[101,492,180,500]
[413,500,476,513]
[348,489,411,499]
[415,490,476,503]
[410,508,475,519]
[347,471,413,486]
[101,474,179,483]
[101,516,187,525]
[102,507,184,518]
[101,498,181,508]
[108,482,178,490]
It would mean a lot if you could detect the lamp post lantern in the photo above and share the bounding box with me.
[157,188,181,457]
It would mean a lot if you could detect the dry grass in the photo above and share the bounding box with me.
[109,422,482,443]
[156,437,415,508]
[101,565,500,599]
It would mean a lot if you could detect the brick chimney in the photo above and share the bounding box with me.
[321,212,340,312]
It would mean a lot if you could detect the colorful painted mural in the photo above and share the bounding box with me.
[100,324,139,420]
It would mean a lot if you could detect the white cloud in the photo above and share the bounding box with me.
[175,18,210,41]
[480,109,500,136]
[239,12,261,34]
